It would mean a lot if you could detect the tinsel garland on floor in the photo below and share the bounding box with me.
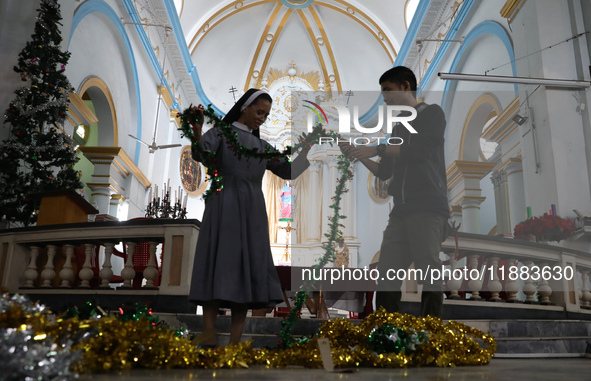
[1,293,496,377]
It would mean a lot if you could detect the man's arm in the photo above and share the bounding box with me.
[340,142,401,160]
[339,142,396,176]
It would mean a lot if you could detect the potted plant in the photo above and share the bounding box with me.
[514,213,575,243]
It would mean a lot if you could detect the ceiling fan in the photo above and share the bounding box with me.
[128,134,181,154]
[127,19,181,154]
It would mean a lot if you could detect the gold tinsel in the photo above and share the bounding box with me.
[1,301,496,372]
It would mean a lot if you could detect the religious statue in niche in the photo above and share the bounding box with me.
[279,180,292,222]
[179,146,206,196]
[334,239,350,268]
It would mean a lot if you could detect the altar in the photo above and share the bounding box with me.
[274,265,375,319]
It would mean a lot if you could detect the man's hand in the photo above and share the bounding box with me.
[340,144,378,160]
[338,142,355,158]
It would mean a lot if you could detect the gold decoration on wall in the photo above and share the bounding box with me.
[266,66,321,90]
[500,0,526,23]
[179,146,207,196]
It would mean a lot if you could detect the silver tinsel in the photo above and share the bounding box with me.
[0,327,80,381]
[0,294,81,380]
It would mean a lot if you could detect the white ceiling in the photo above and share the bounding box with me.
[173,0,415,111]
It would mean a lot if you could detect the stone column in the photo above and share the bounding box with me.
[322,155,341,239]
[504,158,526,232]
[446,160,496,234]
[306,160,323,243]
[109,194,126,220]
[450,205,463,227]
[460,197,485,234]
[491,170,510,234]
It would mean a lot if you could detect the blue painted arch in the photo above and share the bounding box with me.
[359,0,432,124]
[441,20,518,116]
[69,0,143,164]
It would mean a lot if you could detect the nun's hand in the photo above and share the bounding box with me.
[299,144,311,158]
[188,105,205,142]
[338,142,355,157]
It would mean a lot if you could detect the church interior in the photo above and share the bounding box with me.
[1,0,591,379]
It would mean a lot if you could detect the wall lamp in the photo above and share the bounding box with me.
[438,72,590,89]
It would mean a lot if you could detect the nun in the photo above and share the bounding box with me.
[189,88,311,346]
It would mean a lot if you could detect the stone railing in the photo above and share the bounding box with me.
[1,221,590,316]
[433,232,591,314]
[0,219,200,299]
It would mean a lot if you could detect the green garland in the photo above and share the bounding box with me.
[177,105,339,201]
[278,154,353,348]
[177,104,353,348]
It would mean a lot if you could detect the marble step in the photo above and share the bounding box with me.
[460,320,591,338]
[193,331,286,348]
[154,313,591,355]
[494,337,591,356]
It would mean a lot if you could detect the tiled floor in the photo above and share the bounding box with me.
[79,358,589,380]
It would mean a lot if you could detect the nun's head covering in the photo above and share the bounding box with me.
[222,88,272,139]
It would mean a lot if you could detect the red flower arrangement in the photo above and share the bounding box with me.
[514,213,575,242]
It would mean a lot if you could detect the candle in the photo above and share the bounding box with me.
[175,189,177,204]
[527,206,532,219]
[551,204,557,216]
[155,184,158,200]
[183,193,187,209]
[148,187,152,202]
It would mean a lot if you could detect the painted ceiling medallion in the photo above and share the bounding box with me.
[281,0,314,9]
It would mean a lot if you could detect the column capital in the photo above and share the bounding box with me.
[309,160,323,172]
[459,196,486,209]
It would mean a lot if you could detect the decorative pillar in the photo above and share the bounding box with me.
[109,194,126,219]
[503,158,526,232]
[40,245,57,288]
[460,198,485,234]
[446,161,496,234]
[505,258,520,302]
[487,257,503,301]
[307,160,323,243]
[59,245,75,288]
[23,246,40,288]
[450,205,463,228]
[322,155,341,241]
[80,147,151,216]
[491,170,510,234]
[99,243,114,288]
[522,260,537,303]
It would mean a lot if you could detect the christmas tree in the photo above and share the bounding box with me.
[0,0,82,227]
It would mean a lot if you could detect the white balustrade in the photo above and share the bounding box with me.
[40,245,57,288]
[99,243,114,288]
[487,257,502,301]
[143,241,159,288]
[23,246,40,288]
[78,244,95,288]
[467,255,483,300]
[5,222,591,316]
[537,262,553,304]
[446,253,462,299]
[121,242,137,288]
[522,261,537,303]
[505,258,520,302]
[59,244,75,288]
